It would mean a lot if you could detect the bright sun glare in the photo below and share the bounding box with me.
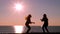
[14,3,23,11]
[14,26,24,33]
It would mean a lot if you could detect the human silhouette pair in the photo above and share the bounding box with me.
[25,14,49,33]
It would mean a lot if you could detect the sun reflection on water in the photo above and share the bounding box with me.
[14,26,24,33]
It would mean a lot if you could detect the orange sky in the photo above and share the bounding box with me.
[0,0,60,26]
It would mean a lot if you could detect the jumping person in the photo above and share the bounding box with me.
[40,14,49,33]
[25,14,35,33]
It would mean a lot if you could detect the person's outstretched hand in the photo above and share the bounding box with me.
[30,22,35,24]
[32,22,35,24]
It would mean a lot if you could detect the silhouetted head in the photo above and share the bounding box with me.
[25,14,32,20]
[43,14,47,17]
[28,14,32,18]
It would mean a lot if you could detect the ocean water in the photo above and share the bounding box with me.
[0,26,60,33]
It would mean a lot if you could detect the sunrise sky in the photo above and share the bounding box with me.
[0,0,60,26]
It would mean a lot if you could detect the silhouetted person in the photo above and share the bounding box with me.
[25,14,35,33]
[40,14,49,33]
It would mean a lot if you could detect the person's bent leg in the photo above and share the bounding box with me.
[26,25,31,33]
[42,26,45,33]
[45,26,49,33]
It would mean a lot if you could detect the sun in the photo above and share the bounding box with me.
[14,3,23,11]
